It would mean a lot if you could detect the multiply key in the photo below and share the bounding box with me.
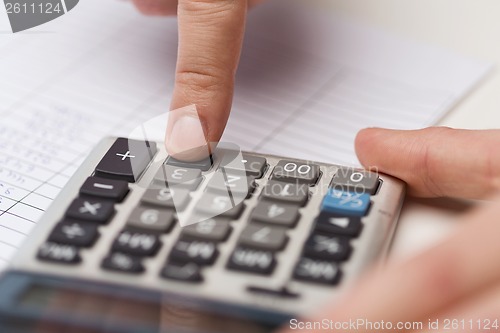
[66,198,115,223]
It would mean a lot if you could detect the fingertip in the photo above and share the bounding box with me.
[355,127,390,168]
[165,104,212,162]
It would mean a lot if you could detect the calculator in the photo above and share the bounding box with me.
[0,137,405,333]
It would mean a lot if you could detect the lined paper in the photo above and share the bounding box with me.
[0,0,490,270]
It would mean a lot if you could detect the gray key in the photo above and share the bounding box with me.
[141,187,190,211]
[127,206,174,233]
[153,166,202,190]
[261,181,309,206]
[251,201,299,227]
[331,169,379,194]
[181,217,232,242]
[238,224,288,251]
[220,152,267,178]
[196,193,244,219]
[271,160,320,184]
[206,170,255,196]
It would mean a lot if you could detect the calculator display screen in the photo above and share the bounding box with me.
[17,285,274,333]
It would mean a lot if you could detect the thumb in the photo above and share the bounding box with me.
[166,0,248,161]
[355,127,500,199]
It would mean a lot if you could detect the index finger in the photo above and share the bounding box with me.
[166,0,248,160]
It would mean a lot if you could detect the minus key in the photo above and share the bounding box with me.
[80,176,129,202]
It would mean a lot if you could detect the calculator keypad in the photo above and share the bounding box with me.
[36,137,387,291]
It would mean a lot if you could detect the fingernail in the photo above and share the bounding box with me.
[166,105,209,161]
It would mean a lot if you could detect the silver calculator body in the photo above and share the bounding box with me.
[0,137,405,333]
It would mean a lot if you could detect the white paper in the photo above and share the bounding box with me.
[0,0,491,270]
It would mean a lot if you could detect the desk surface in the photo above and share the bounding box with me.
[319,0,500,260]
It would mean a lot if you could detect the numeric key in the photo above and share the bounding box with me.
[141,187,190,211]
[250,201,299,227]
[271,160,320,184]
[261,181,309,206]
[238,224,288,251]
[153,166,202,190]
[181,217,232,242]
[331,169,379,194]
[126,207,174,233]
[165,155,213,171]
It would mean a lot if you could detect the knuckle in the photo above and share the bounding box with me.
[412,127,453,197]
[176,64,233,93]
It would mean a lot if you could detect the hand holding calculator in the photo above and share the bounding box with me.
[0,137,405,333]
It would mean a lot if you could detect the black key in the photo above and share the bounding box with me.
[303,234,351,261]
[331,169,379,194]
[227,247,276,275]
[238,224,288,252]
[315,213,363,237]
[181,217,232,242]
[141,188,190,211]
[293,257,341,285]
[126,207,175,233]
[80,176,129,202]
[153,166,203,190]
[101,253,144,274]
[169,239,218,266]
[112,230,161,256]
[37,242,81,264]
[165,154,213,171]
[220,152,267,178]
[271,160,320,184]
[66,198,115,224]
[48,220,99,247]
[161,262,203,283]
[250,201,299,227]
[261,181,309,206]
[95,138,157,182]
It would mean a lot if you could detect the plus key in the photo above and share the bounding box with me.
[95,138,157,182]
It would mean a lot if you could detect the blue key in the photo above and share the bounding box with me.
[321,188,370,216]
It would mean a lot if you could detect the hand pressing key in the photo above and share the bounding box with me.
[132,0,266,160]
[280,127,500,333]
